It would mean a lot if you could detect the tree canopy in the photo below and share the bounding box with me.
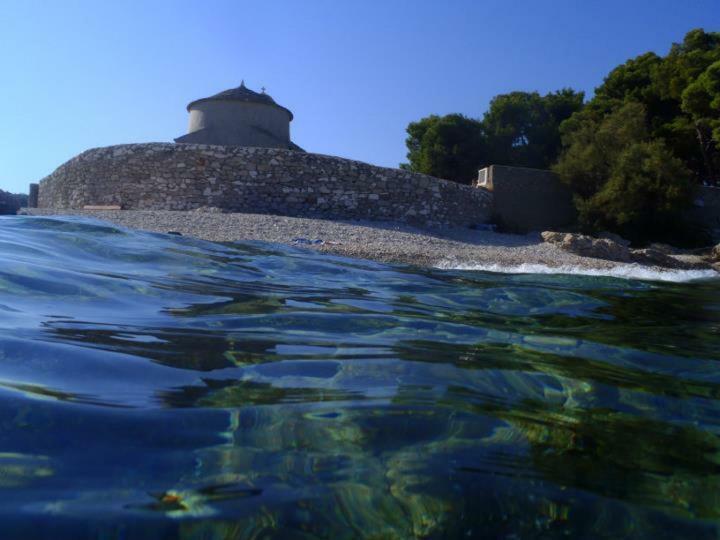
[402,114,486,184]
[552,28,719,243]
[482,89,584,170]
[554,102,693,241]
[584,28,720,183]
[402,28,719,244]
[402,89,583,183]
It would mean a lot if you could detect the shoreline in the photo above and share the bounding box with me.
[20,209,719,281]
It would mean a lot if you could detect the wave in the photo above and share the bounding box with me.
[434,260,719,282]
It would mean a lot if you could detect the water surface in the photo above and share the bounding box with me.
[0,216,719,539]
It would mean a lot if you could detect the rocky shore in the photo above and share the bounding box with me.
[539,231,713,270]
[21,208,719,280]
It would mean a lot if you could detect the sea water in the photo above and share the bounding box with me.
[0,215,718,539]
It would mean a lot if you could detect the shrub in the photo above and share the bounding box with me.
[576,141,693,242]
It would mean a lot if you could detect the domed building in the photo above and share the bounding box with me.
[174,82,302,150]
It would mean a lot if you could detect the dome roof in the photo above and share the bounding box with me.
[186,81,293,120]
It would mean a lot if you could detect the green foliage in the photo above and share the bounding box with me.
[593,52,671,129]
[403,114,485,184]
[554,102,648,198]
[482,89,584,169]
[577,141,692,242]
[553,28,720,243]
[556,102,693,242]
[682,60,720,142]
[402,89,583,182]
[555,28,720,187]
[656,29,720,102]
[402,28,719,244]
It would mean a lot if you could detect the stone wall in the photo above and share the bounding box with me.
[37,143,492,228]
[474,165,576,232]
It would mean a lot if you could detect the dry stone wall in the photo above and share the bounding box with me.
[38,143,492,228]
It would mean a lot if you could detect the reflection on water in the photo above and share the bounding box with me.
[0,215,719,538]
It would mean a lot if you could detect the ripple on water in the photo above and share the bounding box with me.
[0,215,718,539]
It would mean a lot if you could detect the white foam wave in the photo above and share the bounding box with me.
[434,261,719,283]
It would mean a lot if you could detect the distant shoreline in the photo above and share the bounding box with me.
[20,209,719,282]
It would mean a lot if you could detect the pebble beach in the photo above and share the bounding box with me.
[22,208,718,281]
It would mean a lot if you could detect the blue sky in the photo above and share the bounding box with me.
[0,0,717,193]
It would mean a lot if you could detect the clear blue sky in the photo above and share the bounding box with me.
[0,0,717,193]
